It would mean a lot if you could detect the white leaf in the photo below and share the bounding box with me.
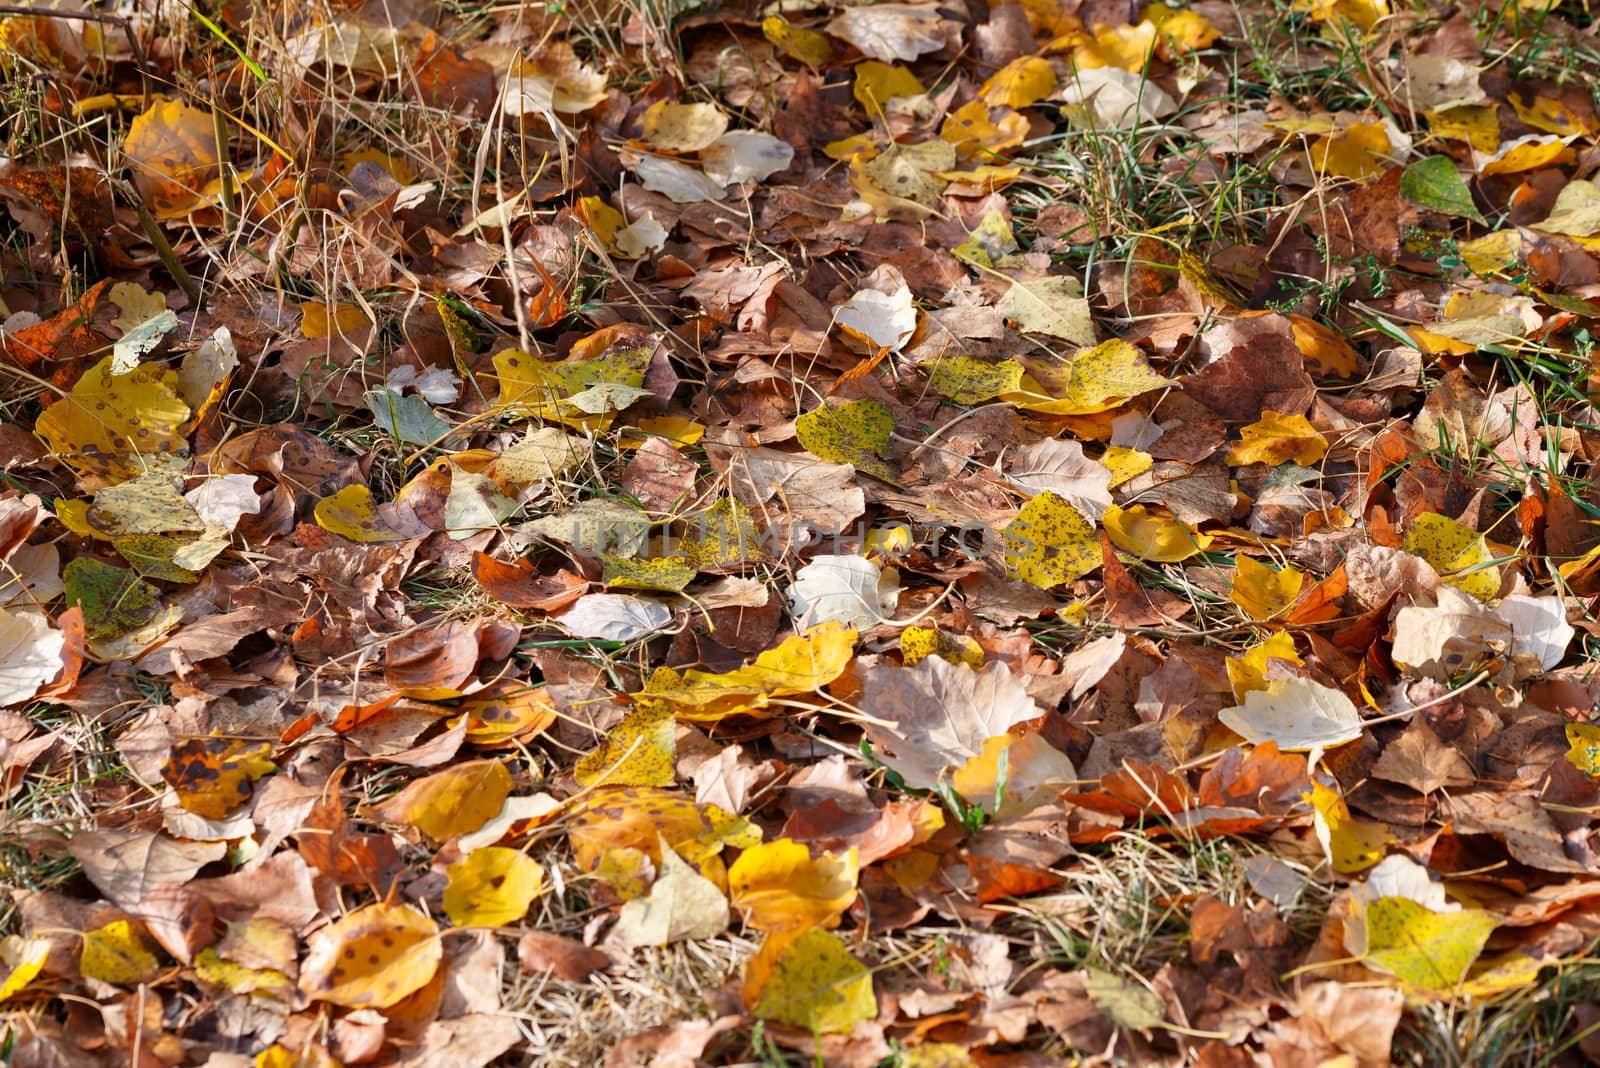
[624,153,725,203]
[177,326,238,409]
[444,464,518,540]
[1058,67,1177,130]
[559,594,672,641]
[1391,585,1510,680]
[786,554,900,631]
[1217,677,1362,751]
[0,609,64,707]
[1004,439,1113,521]
[826,4,946,62]
[614,213,668,259]
[700,131,795,186]
[861,657,1040,790]
[112,310,179,374]
[836,285,916,351]
[184,474,262,532]
[1496,594,1572,671]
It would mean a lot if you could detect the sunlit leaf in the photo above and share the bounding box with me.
[298,902,442,1008]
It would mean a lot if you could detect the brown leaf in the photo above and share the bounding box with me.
[517,931,613,981]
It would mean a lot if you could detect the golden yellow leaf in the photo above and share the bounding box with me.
[1310,122,1392,181]
[852,60,924,114]
[940,100,1030,157]
[123,99,219,218]
[643,621,857,721]
[1297,0,1389,32]
[1102,504,1212,562]
[1402,512,1500,601]
[1480,136,1573,176]
[1566,723,1600,778]
[1509,92,1591,137]
[313,484,405,543]
[34,354,190,486]
[900,625,983,667]
[1289,314,1363,378]
[745,928,877,1034]
[367,759,513,843]
[565,786,761,887]
[1308,780,1390,873]
[1226,411,1329,466]
[980,56,1057,108]
[457,687,557,747]
[0,936,47,1004]
[1426,105,1500,153]
[443,847,544,926]
[1101,446,1153,488]
[1230,556,1305,620]
[1226,630,1302,701]
[297,902,441,1009]
[1004,491,1101,588]
[1457,230,1521,276]
[763,15,833,66]
[729,838,859,931]
[1144,4,1220,53]
[1072,22,1157,71]
[300,302,370,339]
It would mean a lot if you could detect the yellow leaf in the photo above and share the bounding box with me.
[1310,122,1392,181]
[1004,490,1101,588]
[1362,896,1496,991]
[313,484,405,543]
[1426,105,1500,153]
[1289,314,1363,378]
[1458,230,1521,276]
[0,936,47,1004]
[493,342,652,430]
[1308,780,1390,873]
[297,902,442,1009]
[980,56,1057,108]
[255,1045,340,1068]
[730,839,859,931]
[1480,136,1573,177]
[1458,951,1548,998]
[638,100,728,153]
[621,415,705,449]
[161,737,276,820]
[1102,504,1212,562]
[193,946,294,997]
[745,928,877,1034]
[1226,630,1302,701]
[1565,722,1600,778]
[601,555,696,592]
[823,134,878,162]
[367,759,513,844]
[300,302,370,338]
[763,15,833,66]
[1072,22,1157,71]
[1297,0,1388,32]
[1402,512,1500,601]
[940,99,1030,157]
[996,276,1094,345]
[565,786,761,886]
[123,99,219,218]
[925,355,1026,405]
[1509,92,1591,137]
[1226,410,1329,466]
[579,195,625,251]
[900,626,983,667]
[575,700,676,787]
[1004,338,1169,415]
[457,687,557,747]
[443,847,544,926]
[34,354,191,486]
[643,621,857,721]
[79,920,161,986]
[852,60,924,114]
[1101,446,1153,488]
[952,210,1020,269]
[1231,556,1304,620]
[952,732,1077,816]
[1144,4,1220,53]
